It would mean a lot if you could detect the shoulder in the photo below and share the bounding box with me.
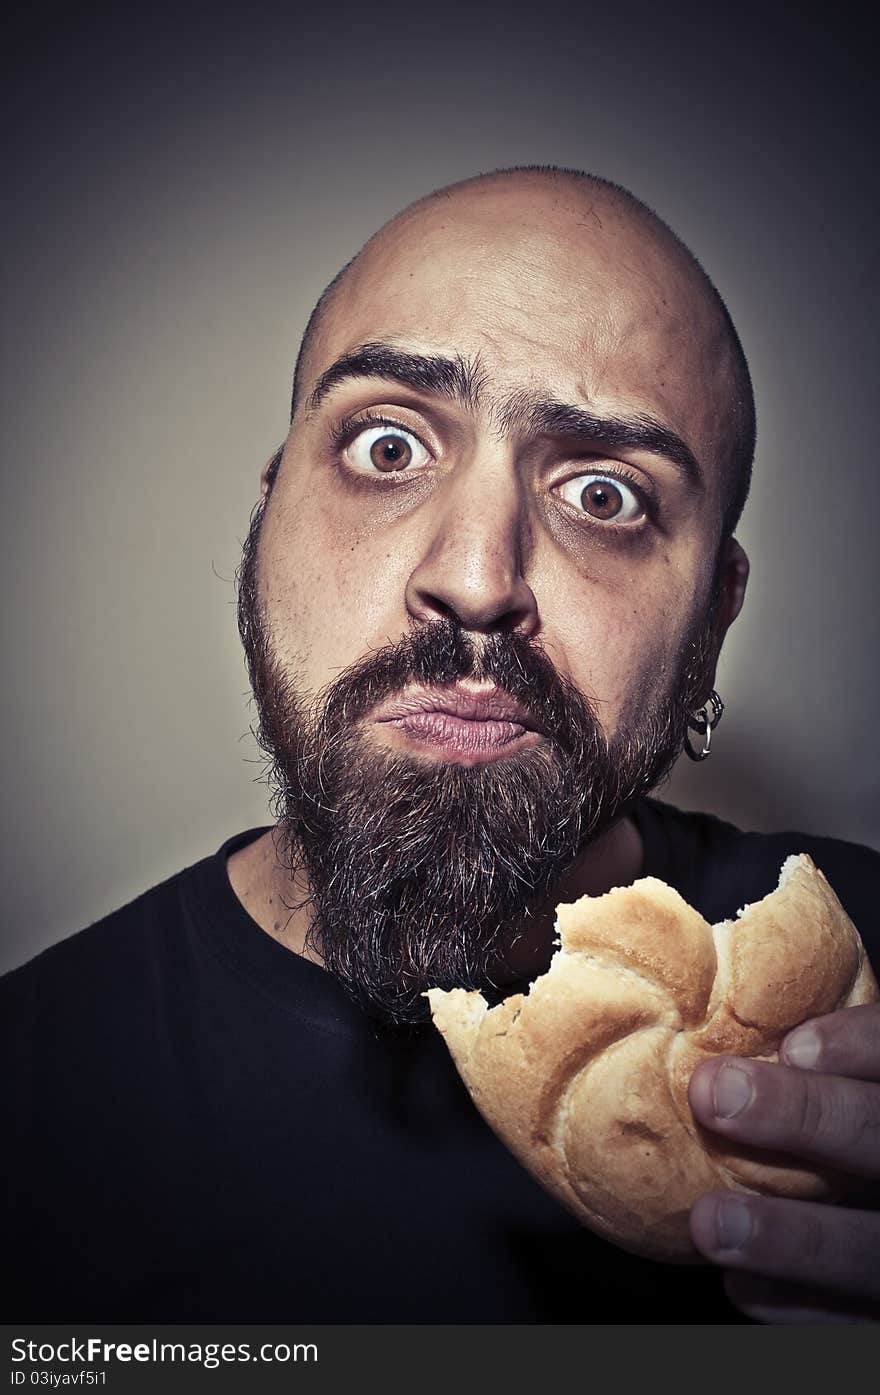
[0,825,271,1043]
[644,796,880,871]
[3,861,188,976]
[637,797,880,962]
[1,825,268,1002]
[0,864,187,1040]
[0,844,241,1135]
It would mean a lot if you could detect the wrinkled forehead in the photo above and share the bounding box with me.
[309,191,737,486]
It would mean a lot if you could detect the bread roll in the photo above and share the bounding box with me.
[426,855,878,1263]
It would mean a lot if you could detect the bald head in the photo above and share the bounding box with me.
[285,166,754,539]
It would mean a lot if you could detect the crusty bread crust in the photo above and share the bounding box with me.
[426,854,879,1263]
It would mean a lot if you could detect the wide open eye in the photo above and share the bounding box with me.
[345,422,432,474]
[557,473,645,523]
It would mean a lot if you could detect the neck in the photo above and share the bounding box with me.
[226,811,645,986]
[493,812,644,982]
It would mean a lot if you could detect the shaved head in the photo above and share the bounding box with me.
[285,165,754,539]
[235,162,754,1023]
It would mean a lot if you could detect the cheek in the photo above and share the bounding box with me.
[328,535,414,655]
[538,556,700,737]
[257,488,413,681]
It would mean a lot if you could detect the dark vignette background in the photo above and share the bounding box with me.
[1,2,877,974]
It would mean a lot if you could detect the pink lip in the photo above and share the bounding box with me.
[369,684,546,765]
[371,683,544,730]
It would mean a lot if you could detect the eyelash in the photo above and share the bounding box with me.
[328,412,657,522]
[329,412,420,454]
[559,464,657,523]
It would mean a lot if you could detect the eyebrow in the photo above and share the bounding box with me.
[501,396,704,490]
[306,340,703,489]
[306,341,486,414]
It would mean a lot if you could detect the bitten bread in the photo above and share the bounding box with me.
[426,855,879,1263]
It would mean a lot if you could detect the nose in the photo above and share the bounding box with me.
[404,456,539,636]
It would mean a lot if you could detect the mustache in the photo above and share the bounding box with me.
[271,618,612,1024]
[312,617,604,762]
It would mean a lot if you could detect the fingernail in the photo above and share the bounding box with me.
[783,1025,820,1069]
[713,1063,754,1119]
[715,1197,753,1252]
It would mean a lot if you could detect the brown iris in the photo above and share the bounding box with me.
[580,479,623,520]
[370,433,412,472]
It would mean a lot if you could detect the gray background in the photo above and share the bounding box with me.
[2,3,877,974]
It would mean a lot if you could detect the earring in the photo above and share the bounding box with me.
[684,690,724,762]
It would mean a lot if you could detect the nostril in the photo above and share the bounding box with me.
[410,591,460,626]
[406,572,539,637]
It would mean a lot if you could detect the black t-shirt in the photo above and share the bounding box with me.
[2,798,878,1323]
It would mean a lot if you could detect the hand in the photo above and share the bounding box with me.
[687,1001,880,1323]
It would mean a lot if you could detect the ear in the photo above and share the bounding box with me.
[699,537,749,700]
[260,445,285,498]
[715,535,749,637]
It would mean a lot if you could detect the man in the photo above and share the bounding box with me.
[3,166,878,1324]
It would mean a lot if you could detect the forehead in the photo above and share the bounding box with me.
[310,186,736,484]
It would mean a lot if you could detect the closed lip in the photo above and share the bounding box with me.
[371,683,546,734]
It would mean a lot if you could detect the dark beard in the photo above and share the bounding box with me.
[237,497,720,1027]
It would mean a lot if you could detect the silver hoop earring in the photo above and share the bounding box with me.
[684,690,724,762]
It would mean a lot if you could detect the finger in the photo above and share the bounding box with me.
[723,1271,880,1325]
[688,1056,880,1177]
[781,1003,880,1082]
[690,1193,880,1306]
